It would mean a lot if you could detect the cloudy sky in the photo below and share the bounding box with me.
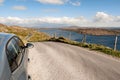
[0,0,120,27]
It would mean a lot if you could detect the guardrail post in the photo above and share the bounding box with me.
[24,33,33,41]
[114,35,118,51]
[54,32,57,38]
[82,34,86,43]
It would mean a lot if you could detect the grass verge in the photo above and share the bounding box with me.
[48,36,120,58]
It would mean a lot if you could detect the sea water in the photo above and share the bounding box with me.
[39,29,120,50]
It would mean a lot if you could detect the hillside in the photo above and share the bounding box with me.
[62,27,120,36]
[0,23,50,42]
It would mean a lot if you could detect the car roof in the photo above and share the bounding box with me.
[0,32,15,59]
[0,32,15,46]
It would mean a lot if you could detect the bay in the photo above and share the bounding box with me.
[39,29,120,51]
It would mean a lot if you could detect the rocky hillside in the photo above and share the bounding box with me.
[0,23,50,42]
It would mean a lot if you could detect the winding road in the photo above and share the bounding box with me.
[28,42,120,80]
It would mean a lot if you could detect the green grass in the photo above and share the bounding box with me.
[48,36,120,58]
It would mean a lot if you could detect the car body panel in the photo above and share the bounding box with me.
[12,49,28,80]
[0,33,28,80]
[0,33,15,80]
[0,50,11,80]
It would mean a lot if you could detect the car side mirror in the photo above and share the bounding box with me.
[25,43,34,49]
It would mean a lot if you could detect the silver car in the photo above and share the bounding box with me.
[0,33,33,80]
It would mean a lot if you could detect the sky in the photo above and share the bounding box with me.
[0,0,120,27]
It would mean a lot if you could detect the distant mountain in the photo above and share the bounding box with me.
[61,27,120,36]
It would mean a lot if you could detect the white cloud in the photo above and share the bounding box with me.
[70,1,80,6]
[0,0,4,5]
[0,16,88,27]
[91,12,120,27]
[37,0,68,5]
[13,6,27,10]
[94,12,114,22]
[115,16,120,22]
[36,0,81,6]
[0,12,120,27]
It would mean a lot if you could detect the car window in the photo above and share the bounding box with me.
[14,37,24,49]
[6,38,19,72]
[6,37,25,72]
[14,37,25,65]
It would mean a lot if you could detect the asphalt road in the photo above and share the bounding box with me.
[28,42,120,80]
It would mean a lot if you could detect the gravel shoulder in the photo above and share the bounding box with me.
[28,42,120,80]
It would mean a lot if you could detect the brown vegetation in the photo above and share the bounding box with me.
[0,23,50,42]
[62,28,120,36]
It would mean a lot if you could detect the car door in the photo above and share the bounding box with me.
[6,37,28,80]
